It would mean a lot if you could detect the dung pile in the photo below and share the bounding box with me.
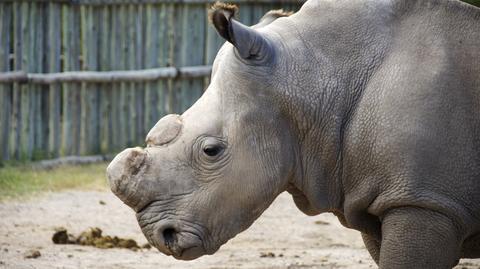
[52,227,150,251]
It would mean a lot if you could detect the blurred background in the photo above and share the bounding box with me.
[0,0,303,164]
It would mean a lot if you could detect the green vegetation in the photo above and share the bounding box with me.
[463,0,480,7]
[0,163,108,201]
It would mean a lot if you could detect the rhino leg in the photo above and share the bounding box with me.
[361,233,380,264]
[379,207,461,269]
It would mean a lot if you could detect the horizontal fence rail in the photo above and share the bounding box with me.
[0,65,212,84]
[0,0,304,163]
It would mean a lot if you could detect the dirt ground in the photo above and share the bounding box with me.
[1,191,479,269]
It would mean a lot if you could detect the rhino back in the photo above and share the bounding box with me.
[342,0,480,237]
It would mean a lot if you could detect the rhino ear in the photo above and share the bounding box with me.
[209,2,273,61]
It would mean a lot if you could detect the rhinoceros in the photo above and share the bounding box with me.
[106,0,480,268]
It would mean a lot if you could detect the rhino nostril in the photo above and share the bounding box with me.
[163,228,177,248]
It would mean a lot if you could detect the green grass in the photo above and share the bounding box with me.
[463,0,480,7]
[0,163,109,201]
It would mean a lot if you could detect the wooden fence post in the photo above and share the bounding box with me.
[47,2,62,159]
[0,3,12,163]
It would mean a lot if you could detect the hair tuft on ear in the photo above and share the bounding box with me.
[208,2,239,23]
[208,2,239,44]
[209,1,275,61]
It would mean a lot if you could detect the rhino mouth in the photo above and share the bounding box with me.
[158,228,205,260]
[137,205,214,260]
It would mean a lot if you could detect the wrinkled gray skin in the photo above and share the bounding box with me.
[107,0,480,267]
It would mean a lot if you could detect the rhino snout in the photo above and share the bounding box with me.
[107,147,148,208]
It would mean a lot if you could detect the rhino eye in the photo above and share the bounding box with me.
[203,145,224,157]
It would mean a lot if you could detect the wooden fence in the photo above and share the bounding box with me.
[0,0,304,163]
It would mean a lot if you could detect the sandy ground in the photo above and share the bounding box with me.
[1,191,479,269]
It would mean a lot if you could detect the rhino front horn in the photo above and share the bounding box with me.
[209,2,274,61]
[106,147,149,210]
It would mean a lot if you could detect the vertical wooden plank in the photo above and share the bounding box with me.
[175,3,205,113]
[61,3,71,156]
[47,2,61,159]
[155,3,167,120]
[99,5,111,153]
[109,5,118,151]
[29,2,41,160]
[28,2,37,161]
[121,4,132,147]
[127,3,143,146]
[89,6,100,154]
[72,5,82,156]
[112,4,120,150]
[32,2,46,161]
[19,1,33,160]
[144,4,160,134]
[0,3,12,162]
[80,5,100,155]
[61,3,81,156]
[188,4,205,107]
[182,4,190,113]
[179,3,189,113]
[165,3,175,115]
[127,4,134,146]
[172,3,184,114]
[79,5,88,155]
[118,4,129,147]
[110,4,125,150]
[134,4,146,145]
[10,0,22,160]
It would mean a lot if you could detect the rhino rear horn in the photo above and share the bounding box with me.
[209,2,274,61]
[146,114,183,147]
